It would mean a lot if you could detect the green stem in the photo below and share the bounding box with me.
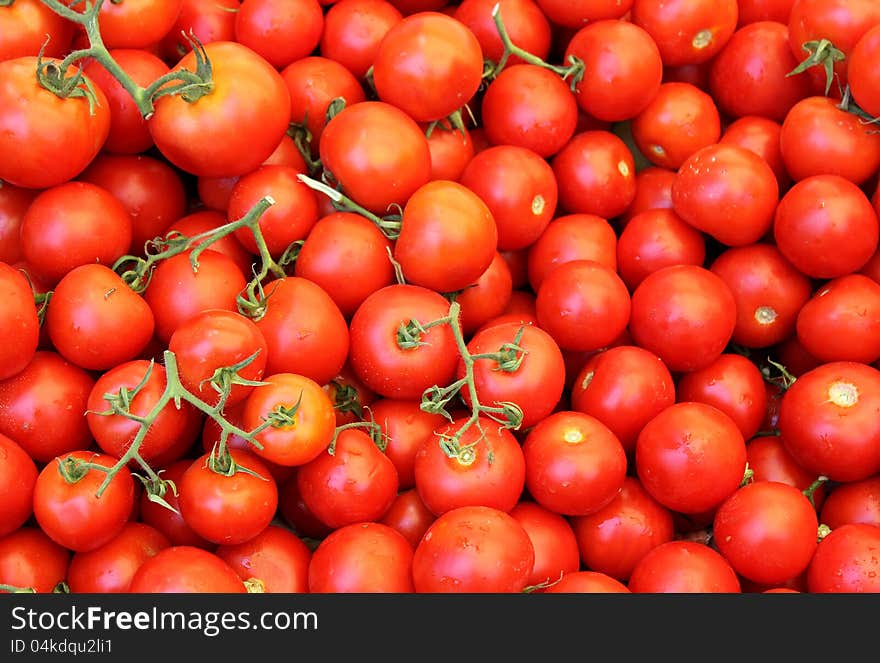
[296,173,402,239]
[0,584,35,594]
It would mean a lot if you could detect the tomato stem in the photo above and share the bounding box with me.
[786,39,845,97]
[296,173,403,239]
[803,475,829,509]
[0,583,36,594]
[327,420,386,455]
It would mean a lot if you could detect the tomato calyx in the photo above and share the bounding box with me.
[817,524,832,542]
[243,578,266,593]
[328,379,364,420]
[297,173,403,239]
[786,39,845,96]
[35,49,101,114]
[264,391,304,430]
[740,463,755,488]
[326,420,387,455]
[471,325,529,373]
[200,349,270,405]
[0,583,36,594]
[133,470,180,515]
[206,443,268,480]
[760,358,797,392]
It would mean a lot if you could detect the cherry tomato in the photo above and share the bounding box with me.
[319,0,403,80]
[0,0,75,61]
[719,115,790,190]
[235,0,323,69]
[631,0,738,66]
[138,459,214,549]
[454,0,551,65]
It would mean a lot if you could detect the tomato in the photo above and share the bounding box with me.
[628,540,742,592]
[87,0,182,49]
[149,41,291,178]
[380,488,436,548]
[128,545,246,592]
[527,214,618,293]
[0,262,39,381]
[820,475,880,529]
[0,185,37,264]
[67,522,170,593]
[552,131,636,219]
[455,0,551,65]
[235,0,323,69]
[0,527,69,593]
[454,252,514,336]
[636,402,748,514]
[348,284,458,400]
[806,523,880,593]
[422,122,474,182]
[628,265,737,373]
[319,0,403,80]
[242,372,336,467]
[676,353,769,441]
[746,436,826,508]
[414,415,525,515]
[542,570,631,593]
[778,361,880,482]
[616,208,706,292]
[0,0,75,61]
[159,0,239,64]
[714,481,819,585]
[297,427,399,529]
[372,11,483,123]
[773,174,879,279]
[215,524,311,593]
[0,351,95,463]
[319,101,432,215]
[570,476,674,581]
[278,471,334,539]
[412,505,535,592]
[33,450,135,552]
[0,433,37,537]
[20,181,132,287]
[78,153,188,257]
[738,0,796,25]
[510,501,580,587]
[719,115,790,190]
[46,264,156,372]
[709,242,812,349]
[849,24,880,117]
[87,360,200,467]
[0,56,110,189]
[83,49,171,155]
[570,346,676,457]
[708,21,811,123]
[253,276,350,387]
[138,459,213,549]
[619,166,676,227]
[459,145,557,252]
[564,20,663,122]
[536,260,631,354]
[178,448,278,546]
[163,210,255,276]
[522,411,628,517]
[535,0,631,27]
[480,64,578,159]
[228,165,319,259]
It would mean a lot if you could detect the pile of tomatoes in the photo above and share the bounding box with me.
[2,0,880,594]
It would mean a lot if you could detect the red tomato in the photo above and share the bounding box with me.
[455,252,514,336]
[454,0,551,65]
[636,402,748,514]
[738,0,796,25]
[746,436,827,509]
[380,488,437,548]
[90,0,182,49]
[806,523,880,593]
[510,501,581,587]
[309,522,415,593]
[278,471,334,540]
[0,262,39,381]
[535,0,631,27]
[0,527,69,593]
[849,24,880,117]
[773,174,879,279]
[216,524,311,593]
[0,433,37,537]
[149,41,291,178]
[164,210,255,277]
[0,56,110,189]
[138,459,213,549]
[628,540,742,592]
[778,361,880,482]
[424,122,475,182]
[33,450,135,553]
[411,505,535,592]
[0,185,37,264]
[297,428,399,529]
[523,411,628,517]
[714,481,819,585]
[235,0,323,69]
[542,570,631,593]
[631,0,738,66]
[158,0,238,63]
[319,0,403,80]
[819,475,880,529]
[0,0,75,61]
[67,522,170,593]
[619,166,676,227]
[719,115,790,190]
[0,351,95,463]
[128,546,246,593]
[628,265,737,373]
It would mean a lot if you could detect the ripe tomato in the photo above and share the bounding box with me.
[454,0,551,65]
[0,262,39,381]
[394,180,497,293]
[632,0,738,66]
[0,527,69,593]
[319,100,431,215]
[138,459,213,549]
[158,0,238,62]
[178,448,278,545]
[819,476,880,529]
[0,351,95,463]
[309,522,415,593]
[0,433,37,537]
[454,252,514,336]
[33,450,135,553]
[535,0,631,27]
[380,488,437,548]
[0,185,37,264]
[414,415,526,515]
[509,501,580,587]
[45,264,155,372]
[278,471,334,539]
[628,540,742,592]
[424,122,475,182]
[348,284,458,400]
[149,41,291,178]
[66,522,170,593]
[542,570,631,593]
[636,402,748,514]
[849,24,880,117]
[629,265,737,373]
[0,0,75,61]
[778,361,880,482]
[235,0,324,69]
[254,276,350,386]
[0,56,110,189]
[297,427,399,529]
[523,411,628,517]
[773,174,879,279]
[714,481,819,585]
[216,524,311,593]
[128,546,246,593]
[242,372,336,467]
[746,436,827,507]
[719,115,790,190]
[90,0,182,49]
[571,476,674,581]
[319,0,403,79]
[806,523,880,593]
[20,181,132,287]
[411,505,535,592]
[164,210,256,276]
[620,166,676,226]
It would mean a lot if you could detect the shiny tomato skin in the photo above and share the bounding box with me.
[0,263,39,381]
[235,0,324,70]
[806,523,880,593]
[0,527,70,593]
[542,570,631,593]
[628,540,742,592]
[631,0,738,66]
[138,459,213,550]
[849,24,880,117]
[216,524,312,593]
[819,476,880,529]
[128,546,246,593]
[380,488,437,548]
[509,501,581,587]
[0,433,37,537]
[320,0,403,80]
